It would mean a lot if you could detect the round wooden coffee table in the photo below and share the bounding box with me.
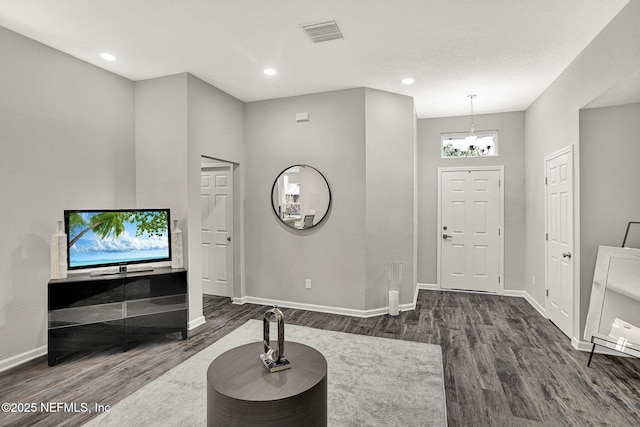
[207,341,327,427]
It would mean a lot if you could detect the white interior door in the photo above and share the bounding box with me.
[201,164,233,297]
[545,147,573,338]
[439,168,502,293]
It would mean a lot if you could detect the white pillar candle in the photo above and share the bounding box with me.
[389,290,399,316]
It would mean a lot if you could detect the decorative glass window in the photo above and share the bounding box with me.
[441,131,498,158]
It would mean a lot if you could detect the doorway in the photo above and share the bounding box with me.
[438,166,504,293]
[201,161,234,297]
[544,146,574,338]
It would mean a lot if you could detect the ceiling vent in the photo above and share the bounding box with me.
[302,21,344,43]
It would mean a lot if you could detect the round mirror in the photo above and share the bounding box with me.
[271,165,331,230]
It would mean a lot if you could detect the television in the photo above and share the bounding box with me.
[64,209,171,271]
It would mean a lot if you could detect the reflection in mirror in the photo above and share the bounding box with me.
[622,222,640,249]
[584,246,640,365]
[271,165,331,229]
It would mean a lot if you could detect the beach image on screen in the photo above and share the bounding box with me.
[67,211,169,268]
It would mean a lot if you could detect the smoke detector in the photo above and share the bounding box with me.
[301,21,344,43]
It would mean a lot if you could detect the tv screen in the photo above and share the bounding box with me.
[64,209,171,270]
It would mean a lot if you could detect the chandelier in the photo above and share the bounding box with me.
[453,94,491,157]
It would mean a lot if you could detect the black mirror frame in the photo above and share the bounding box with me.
[270,164,332,230]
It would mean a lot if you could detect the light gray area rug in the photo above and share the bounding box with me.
[85,320,446,426]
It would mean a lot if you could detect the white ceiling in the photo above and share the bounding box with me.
[0,0,629,118]
[583,68,640,109]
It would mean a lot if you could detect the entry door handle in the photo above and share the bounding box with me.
[562,252,571,258]
[442,234,452,239]
[227,236,231,242]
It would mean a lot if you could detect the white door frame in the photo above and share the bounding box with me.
[201,160,234,297]
[437,166,505,294]
[544,145,574,339]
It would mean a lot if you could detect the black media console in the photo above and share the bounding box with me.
[47,267,187,366]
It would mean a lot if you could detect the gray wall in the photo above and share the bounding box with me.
[364,89,416,308]
[134,73,193,316]
[579,102,640,317]
[135,74,188,215]
[185,74,245,302]
[245,89,368,310]
[0,27,135,366]
[417,112,526,290]
[524,1,640,340]
[135,73,245,325]
[245,88,416,311]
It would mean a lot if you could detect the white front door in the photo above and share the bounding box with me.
[439,168,503,293]
[201,164,233,297]
[545,147,573,338]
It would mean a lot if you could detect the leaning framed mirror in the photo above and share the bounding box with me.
[271,165,331,230]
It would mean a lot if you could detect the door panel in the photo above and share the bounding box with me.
[474,246,487,277]
[474,202,487,233]
[201,191,212,284]
[452,202,465,232]
[215,244,228,282]
[201,242,211,281]
[441,169,501,293]
[453,244,465,275]
[546,149,573,338]
[201,165,233,297]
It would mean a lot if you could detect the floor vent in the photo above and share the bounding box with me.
[302,21,344,43]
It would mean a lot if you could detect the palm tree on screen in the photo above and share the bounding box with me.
[67,211,168,248]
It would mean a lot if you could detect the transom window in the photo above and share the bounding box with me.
[441,131,498,158]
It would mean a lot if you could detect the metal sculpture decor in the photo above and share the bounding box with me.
[259,306,292,372]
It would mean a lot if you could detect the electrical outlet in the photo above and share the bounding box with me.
[305,279,311,290]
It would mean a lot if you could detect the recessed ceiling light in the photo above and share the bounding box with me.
[402,78,415,85]
[100,52,116,61]
[263,68,277,76]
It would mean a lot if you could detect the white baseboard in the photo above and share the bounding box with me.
[398,302,415,312]
[399,283,425,313]
[232,296,248,305]
[504,289,547,319]
[523,291,546,318]
[232,284,553,334]
[235,284,545,320]
[188,315,206,330]
[503,289,524,297]
[236,295,383,318]
[0,345,47,374]
[572,337,594,352]
[233,292,423,319]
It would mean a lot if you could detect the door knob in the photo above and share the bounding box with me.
[227,236,231,242]
[443,234,452,239]
[562,252,571,258]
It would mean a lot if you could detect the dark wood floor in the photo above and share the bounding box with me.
[1,290,640,426]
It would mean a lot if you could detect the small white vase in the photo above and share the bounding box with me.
[171,219,183,269]
[51,220,67,279]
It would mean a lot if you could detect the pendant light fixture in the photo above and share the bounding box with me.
[465,94,477,144]
[456,94,490,157]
